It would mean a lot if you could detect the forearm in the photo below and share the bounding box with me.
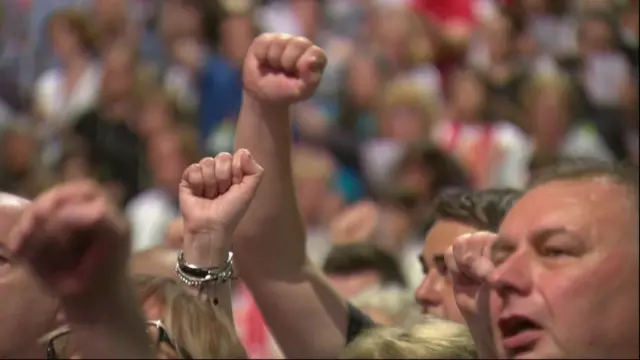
[234,93,348,358]
[64,281,153,359]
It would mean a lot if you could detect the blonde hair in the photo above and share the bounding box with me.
[134,275,247,359]
[378,80,439,136]
[341,317,477,359]
[349,285,420,327]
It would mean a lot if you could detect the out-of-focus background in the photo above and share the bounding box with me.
[0,0,637,356]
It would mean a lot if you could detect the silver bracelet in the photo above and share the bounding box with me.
[174,251,236,289]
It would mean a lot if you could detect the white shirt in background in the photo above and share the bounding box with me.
[34,63,101,127]
[126,188,180,252]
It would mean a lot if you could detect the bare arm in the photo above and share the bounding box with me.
[234,55,347,358]
[234,93,349,358]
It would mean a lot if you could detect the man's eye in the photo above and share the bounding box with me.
[541,247,570,258]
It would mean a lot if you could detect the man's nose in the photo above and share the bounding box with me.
[488,250,533,298]
[414,271,443,310]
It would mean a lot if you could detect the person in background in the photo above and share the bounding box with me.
[519,72,614,163]
[349,285,420,326]
[72,40,145,205]
[160,0,242,146]
[136,88,182,141]
[433,68,528,188]
[341,317,477,359]
[0,122,51,199]
[126,125,200,252]
[33,8,100,134]
[322,243,407,299]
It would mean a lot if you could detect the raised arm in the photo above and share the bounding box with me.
[233,34,358,358]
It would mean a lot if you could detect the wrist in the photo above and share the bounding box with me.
[183,231,229,268]
[241,92,291,119]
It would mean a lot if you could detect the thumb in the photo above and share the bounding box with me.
[239,149,264,185]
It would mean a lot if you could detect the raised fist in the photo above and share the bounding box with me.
[444,231,499,354]
[7,181,130,301]
[179,149,264,245]
[243,33,327,105]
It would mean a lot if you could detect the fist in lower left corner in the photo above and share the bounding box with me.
[8,181,130,300]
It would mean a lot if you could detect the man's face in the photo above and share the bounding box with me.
[0,198,58,358]
[415,219,477,323]
[490,179,639,359]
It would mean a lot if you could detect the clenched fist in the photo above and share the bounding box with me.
[243,33,327,104]
[7,181,130,302]
[179,149,264,248]
[444,231,500,357]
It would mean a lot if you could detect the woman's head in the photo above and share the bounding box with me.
[449,69,488,122]
[100,40,139,104]
[341,317,477,359]
[378,80,439,142]
[47,9,96,60]
[521,73,575,149]
[138,89,179,139]
[43,275,247,359]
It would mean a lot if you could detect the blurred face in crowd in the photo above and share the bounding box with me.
[0,195,58,358]
[450,71,487,122]
[101,44,136,103]
[138,95,174,139]
[415,219,478,323]
[49,19,83,60]
[93,0,127,25]
[59,154,92,182]
[1,131,36,176]
[147,131,189,195]
[220,15,254,68]
[579,17,616,56]
[489,179,639,359]
[292,146,337,226]
[528,86,570,150]
[380,106,427,142]
[291,0,321,40]
[160,0,201,44]
[485,14,514,63]
[347,55,383,109]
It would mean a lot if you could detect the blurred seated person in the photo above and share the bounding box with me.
[432,69,528,189]
[341,316,477,359]
[160,0,242,143]
[33,8,101,130]
[519,72,615,164]
[360,80,440,190]
[322,243,406,299]
[0,122,51,198]
[71,40,147,205]
[349,285,420,326]
[126,125,200,252]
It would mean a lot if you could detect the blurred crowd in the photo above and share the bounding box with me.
[0,0,638,357]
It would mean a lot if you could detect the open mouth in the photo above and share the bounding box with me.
[498,315,543,356]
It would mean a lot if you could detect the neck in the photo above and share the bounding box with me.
[62,53,89,71]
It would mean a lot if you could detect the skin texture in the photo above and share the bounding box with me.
[490,178,639,359]
[0,194,58,359]
[415,219,477,323]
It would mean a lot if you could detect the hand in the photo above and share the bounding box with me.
[444,231,499,356]
[7,181,130,304]
[243,33,327,105]
[179,149,264,250]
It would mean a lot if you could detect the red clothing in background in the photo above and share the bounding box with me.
[410,0,475,96]
[411,0,475,26]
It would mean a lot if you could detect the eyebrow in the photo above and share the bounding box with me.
[491,227,575,258]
